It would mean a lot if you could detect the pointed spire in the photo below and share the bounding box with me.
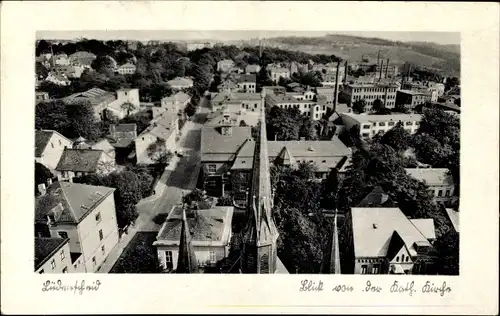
[329,209,341,274]
[176,206,199,273]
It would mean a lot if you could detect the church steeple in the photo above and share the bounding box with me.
[240,90,279,273]
[176,206,199,273]
[329,210,342,274]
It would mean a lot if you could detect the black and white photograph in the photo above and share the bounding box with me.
[33,30,461,275]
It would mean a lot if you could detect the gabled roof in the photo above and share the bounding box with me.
[385,231,408,261]
[113,123,137,133]
[55,148,104,172]
[64,88,116,107]
[237,74,256,83]
[350,207,432,258]
[35,130,72,157]
[35,237,69,270]
[410,219,436,240]
[35,181,115,224]
[200,126,251,161]
[357,186,397,207]
[276,146,296,165]
[405,168,454,186]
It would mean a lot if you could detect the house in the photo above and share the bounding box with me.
[269,67,291,82]
[35,237,73,274]
[69,51,96,68]
[63,88,140,121]
[34,181,119,272]
[200,125,252,194]
[217,59,235,73]
[396,89,434,109]
[342,82,398,110]
[73,138,116,160]
[36,91,50,103]
[217,80,239,93]
[205,109,261,128]
[405,168,456,205]
[55,148,116,182]
[245,64,261,74]
[236,74,257,93]
[108,123,138,149]
[231,137,353,185]
[135,110,179,165]
[341,113,422,139]
[211,91,264,114]
[160,91,191,119]
[167,77,194,90]
[266,93,326,121]
[116,63,136,75]
[52,54,70,66]
[35,130,73,172]
[52,64,85,79]
[45,73,71,86]
[262,85,286,95]
[345,207,437,275]
[153,205,234,272]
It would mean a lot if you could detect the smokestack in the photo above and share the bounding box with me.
[344,61,348,85]
[385,58,390,79]
[379,60,384,81]
[333,60,340,113]
[377,50,381,66]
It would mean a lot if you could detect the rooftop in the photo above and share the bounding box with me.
[167,77,194,87]
[446,208,460,233]
[350,207,433,258]
[237,74,257,83]
[55,148,104,172]
[201,126,251,161]
[405,168,454,186]
[112,123,137,133]
[267,94,315,104]
[34,237,69,270]
[35,181,115,224]
[341,112,423,124]
[155,206,234,245]
[35,130,71,157]
[64,88,116,107]
[357,186,397,207]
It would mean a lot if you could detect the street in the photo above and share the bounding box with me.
[98,97,210,273]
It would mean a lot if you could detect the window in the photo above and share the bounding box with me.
[58,140,62,145]
[62,267,68,273]
[415,121,420,126]
[372,265,380,274]
[165,251,173,269]
[99,229,104,241]
[92,256,96,266]
[95,212,101,223]
[58,231,68,239]
[361,133,370,138]
[361,265,367,274]
[445,190,451,197]
[438,190,443,197]
[379,122,386,126]
[405,121,412,126]
[362,124,371,129]
[51,259,56,270]
[39,269,44,274]
[396,256,399,262]
[60,250,65,260]
[101,245,105,255]
[406,256,410,262]
[209,251,216,263]
[208,164,217,174]
[322,160,326,163]
[74,264,77,270]
[388,121,395,126]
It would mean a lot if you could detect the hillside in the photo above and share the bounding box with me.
[260,34,460,77]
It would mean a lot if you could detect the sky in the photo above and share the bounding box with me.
[37,30,460,46]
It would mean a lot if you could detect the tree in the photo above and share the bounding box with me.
[120,102,137,117]
[372,98,387,114]
[91,55,117,75]
[434,229,459,275]
[183,188,205,205]
[266,106,300,141]
[64,100,101,141]
[352,99,366,114]
[380,122,410,152]
[216,195,233,206]
[146,139,173,165]
[35,162,53,194]
[299,118,318,140]
[184,101,197,118]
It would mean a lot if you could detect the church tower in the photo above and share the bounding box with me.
[176,206,199,273]
[240,90,279,273]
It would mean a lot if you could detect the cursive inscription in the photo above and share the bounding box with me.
[42,280,101,295]
[390,280,416,296]
[332,284,355,292]
[421,281,452,297]
[299,279,324,292]
[364,280,382,292]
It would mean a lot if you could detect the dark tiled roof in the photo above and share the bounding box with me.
[357,186,397,207]
[64,88,116,108]
[35,181,115,224]
[158,206,233,242]
[237,74,256,83]
[200,126,251,160]
[35,130,54,157]
[113,123,137,133]
[55,148,103,172]
[34,237,69,270]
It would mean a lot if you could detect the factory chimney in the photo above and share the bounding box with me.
[377,50,381,66]
[333,60,341,113]
[385,58,390,79]
[379,60,384,81]
[344,60,348,85]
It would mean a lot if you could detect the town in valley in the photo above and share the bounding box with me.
[34,32,460,275]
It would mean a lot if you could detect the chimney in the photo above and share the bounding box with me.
[344,61,348,84]
[47,178,53,187]
[385,58,390,79]
[333,60,340,113]
[379,60,384,81]
[377,50,381,66]
[38,183,46,196]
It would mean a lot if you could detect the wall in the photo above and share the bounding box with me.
[37,133,73,171]
[157,245,229,271]
[77,194,119,272]
[353,257,386,274]
[36,241,74,274]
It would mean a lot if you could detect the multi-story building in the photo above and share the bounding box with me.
[116,63,136,75]
[342,82,399,110]
[341,113,422,139]
[35,181,119,273]
[236,74,257,93]
[345,207,437,275]
[160,91,191,119]
[405,168,456,206]
[396,89,433,109]
[35,237,74,273]
[266,93,327,121]
[153,205,234,272]
[316,87,335,107]
[108,123,138,149]
[135,110,179,165]
[268,66,291,82]
[211,91,264,114]
[35,130,73,172]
